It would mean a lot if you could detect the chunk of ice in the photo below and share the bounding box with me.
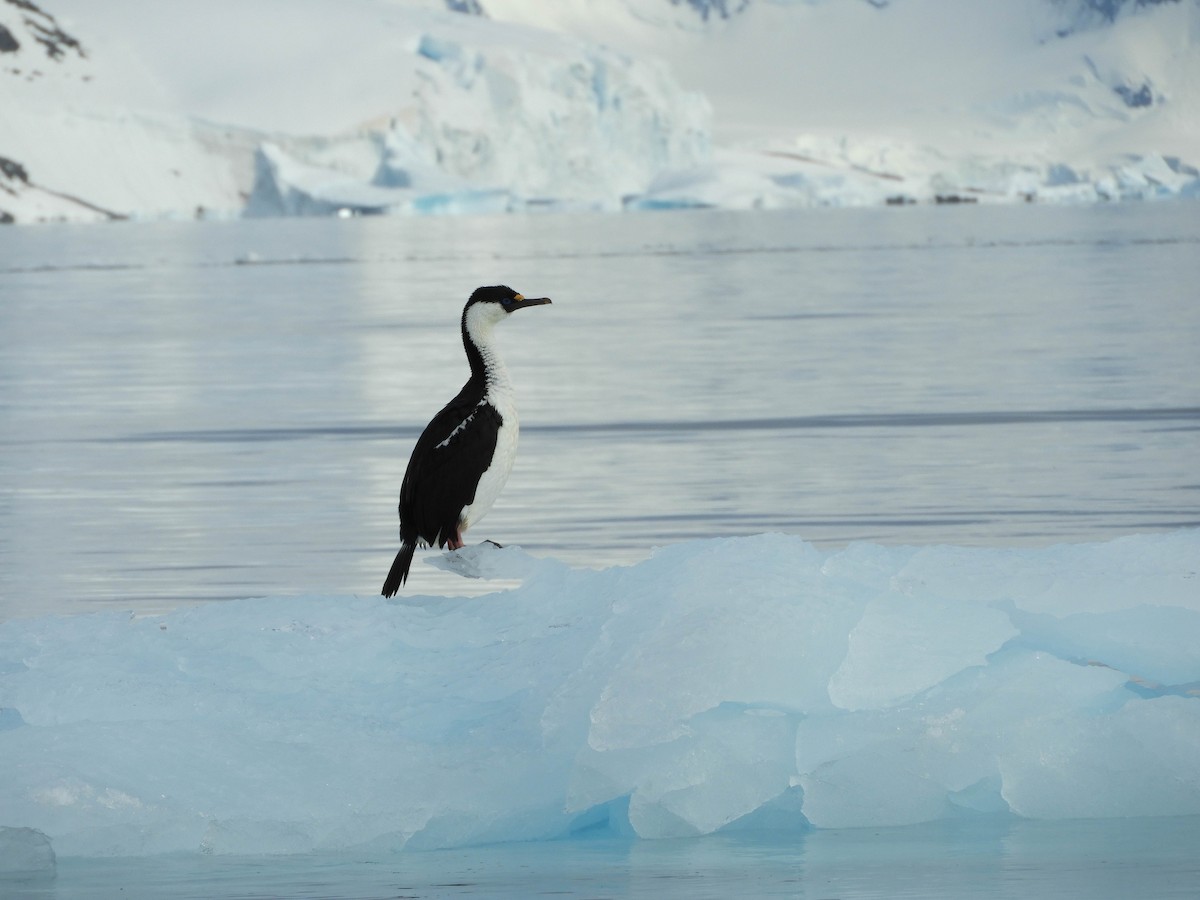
[1,533,1198,856]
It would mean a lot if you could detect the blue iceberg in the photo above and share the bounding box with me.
[0,532,1197,858]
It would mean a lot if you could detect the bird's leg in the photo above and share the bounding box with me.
[447,529,465,551]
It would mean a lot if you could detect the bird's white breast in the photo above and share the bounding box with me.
[459,347,518,531]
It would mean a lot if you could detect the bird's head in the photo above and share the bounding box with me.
[462,285,552,338]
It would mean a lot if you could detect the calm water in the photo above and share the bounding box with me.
[10,818,1200,899]
[1,203,1199,618]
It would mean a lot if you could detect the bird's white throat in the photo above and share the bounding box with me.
[464,302,517,412]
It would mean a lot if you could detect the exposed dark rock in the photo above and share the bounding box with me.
[1114,82,1154,107]
[0,155,29,183]
[3,0,87,61]
[0,153,128,221]
[0,23,19,53]
[445,0,484,14]
[669,0,751,22]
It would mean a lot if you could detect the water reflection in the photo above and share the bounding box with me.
[1,204,1198,618]
[15,816,1200,899]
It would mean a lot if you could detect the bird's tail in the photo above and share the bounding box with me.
[381,543,416,597]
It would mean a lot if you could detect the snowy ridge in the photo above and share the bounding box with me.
[499,0,1200,208]
[0,0,261,222]
[0,0,109,221]
[1,0,710,222]
[1,533,1197,858]
[1,0,1198,222]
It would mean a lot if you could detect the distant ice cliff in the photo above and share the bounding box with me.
[245,31,710,217]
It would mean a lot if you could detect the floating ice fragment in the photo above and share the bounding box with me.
[425,542,544,580]
[1,533,1198,856]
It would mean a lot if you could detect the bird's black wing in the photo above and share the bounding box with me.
[399,392,503,548]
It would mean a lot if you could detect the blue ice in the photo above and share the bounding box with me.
[0,532,1197,862]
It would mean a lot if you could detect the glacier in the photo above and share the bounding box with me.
[1,532,1197,861]
[243,28,711,217]
[2,0,1199,223]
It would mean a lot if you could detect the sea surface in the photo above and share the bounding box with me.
[2,203,1199,898]
[1,202,1197,618]
[10,817,1200,899]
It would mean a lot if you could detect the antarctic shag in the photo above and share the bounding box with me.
[381,285,551,596]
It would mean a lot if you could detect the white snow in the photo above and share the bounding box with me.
[2,0,1198,222]
[1,531,1197,858]
[1,0,710,222]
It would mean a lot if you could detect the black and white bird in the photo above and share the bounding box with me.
[381,285,552,596]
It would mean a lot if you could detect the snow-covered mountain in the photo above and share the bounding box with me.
[1,0,1197,223]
